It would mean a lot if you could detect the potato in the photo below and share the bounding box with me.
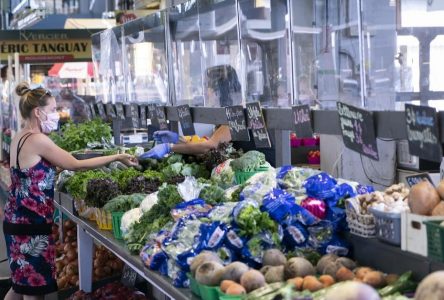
[415,271,444,300]
[195,261,224,286]
[220,280,236,293]
[190,251,223,277]
[363,271,385,288]
[302,276,324,292]
[336,267,355,282]
[264,266,285,283]
[319,275,335,287]
[226,283,246,295]
[284,257,315,279]
[262,249,287,266]
[221,262,249,282]
[355,267,373,280]
[240,270,266,292]
[287,277,304,291]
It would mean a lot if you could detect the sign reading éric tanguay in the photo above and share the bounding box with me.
[0,29,99,63]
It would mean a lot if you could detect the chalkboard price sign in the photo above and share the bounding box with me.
[405,173,434,187]
[156,106,168,130]
[246,102,271,148]
[147,104,159,128]
[225,105,250,141]
[337,102,379,160]
[115,103,125,120]
[292,105,313,138]
[130,104,140,128]
[140,106,147,127]
[97,103,106,119]
[105,103,116,118]
[89,104,96,119]
[177,104,195,136]
[121,265,137,288]
[405,104,442,162]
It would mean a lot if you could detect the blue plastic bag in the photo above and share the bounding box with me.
[261,189,297,224]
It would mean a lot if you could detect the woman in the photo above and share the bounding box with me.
[3,82,137,300]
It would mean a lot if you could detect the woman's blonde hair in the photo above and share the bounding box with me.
[15,82,52,119]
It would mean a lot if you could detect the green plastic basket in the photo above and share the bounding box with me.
[198,284,219,300]
[111,212,125,240]
[234,166,269,185]
[424,220,444,262]
[186,273,200,297]
[217,288,244,300]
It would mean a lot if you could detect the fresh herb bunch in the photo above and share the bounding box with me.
[111,167,142,190]
[199,142,242,170]
[103,193,146,213]
[199,184,227,205]
[85,178,120,208]
[49,119,112,152]
[124,176,161,195]
[230,150,266,172]
[66,170,111,200]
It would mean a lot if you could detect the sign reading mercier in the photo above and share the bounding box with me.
[0,29,98,63]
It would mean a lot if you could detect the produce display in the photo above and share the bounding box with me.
[408,180,444,216]
[67,281,148,300]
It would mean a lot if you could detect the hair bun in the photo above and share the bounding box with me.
[15,82,31,96]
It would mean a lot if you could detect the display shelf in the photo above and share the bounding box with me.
[55,193,195,300]
[348,234,444,281]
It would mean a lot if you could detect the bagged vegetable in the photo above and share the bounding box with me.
[121,208,143,237]
[177,176,202,201]
[283,221,309,250]
[103,193,146,213]
[276,166,320,196]
[140,242,169,271]
[55,170,74,192]
[230,151,267,172]
[140,192,159,213]
[304,172,337,201]
[261,189,298,224]
[225,228,246,252]
[211,159,236,189]
[241,171,277,204]
[197,222,227,251]
[171,199,212,221]
[208,202,237,223]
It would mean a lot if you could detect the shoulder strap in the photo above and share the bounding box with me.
[16,133,33,169]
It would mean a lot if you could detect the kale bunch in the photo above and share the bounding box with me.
[85,178,120,208]
[124,176,161,195]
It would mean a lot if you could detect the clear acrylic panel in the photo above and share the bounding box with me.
[430,35,444,92]
[198,0,242,107]
[291,0,362,109]
[238,0,291,107]
[123,13,169,104]
[170,0,205,106]
[395,35,419,93]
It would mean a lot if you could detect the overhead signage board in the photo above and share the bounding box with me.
[0,29,99,63]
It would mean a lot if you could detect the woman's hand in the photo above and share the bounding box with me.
[117,154,139,167]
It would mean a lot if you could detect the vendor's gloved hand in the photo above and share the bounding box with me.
[153,130,179,144]
[139,143,171,160]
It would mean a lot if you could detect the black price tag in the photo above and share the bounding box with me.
[89,104,96,118]
[140,106,147,127]
[105,103,116,118]
[405,104,442,163]
[177,104,195,136]
[246,102,271,148]
[292,105,313,138]
[130,104,140,128]
[405,173,434,187]
[97,103,106,119]
[337,102,379,160]
[115,103,125,120]
[121,265,137,288]
[156,106,168,130]
[225,105,250,141]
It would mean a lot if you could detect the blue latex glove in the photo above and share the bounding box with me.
[139,143,171,160]
[153,130,179,144]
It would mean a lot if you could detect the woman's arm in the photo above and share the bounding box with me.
[171,125,232,155]
[34,134,137,171]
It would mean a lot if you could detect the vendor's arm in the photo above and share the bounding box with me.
[171,125,231,155]
[34,134,138,171]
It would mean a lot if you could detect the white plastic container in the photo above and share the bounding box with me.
[401,212,444,256]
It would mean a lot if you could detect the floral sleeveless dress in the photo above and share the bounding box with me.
[3,133,58,295]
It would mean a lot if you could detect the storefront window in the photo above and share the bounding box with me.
[395,36,419,93]
[429,35,444,92]
[123,12,169,104]
[198,0,242,107]
[170,0,205,106]
[238,0,291,107]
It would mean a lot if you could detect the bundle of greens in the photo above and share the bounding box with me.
[199,184,227,205]
[199,142,242,170]
[230,150,266,172]
[111,167,142,190]
[66,170,111,200]
[235,203,278,241]
[143,170,165,181]
[85,178,120,208]
[124,176,161,195]
[50,119,112,152]
[124,184,183,253]
[103,193,146,213]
